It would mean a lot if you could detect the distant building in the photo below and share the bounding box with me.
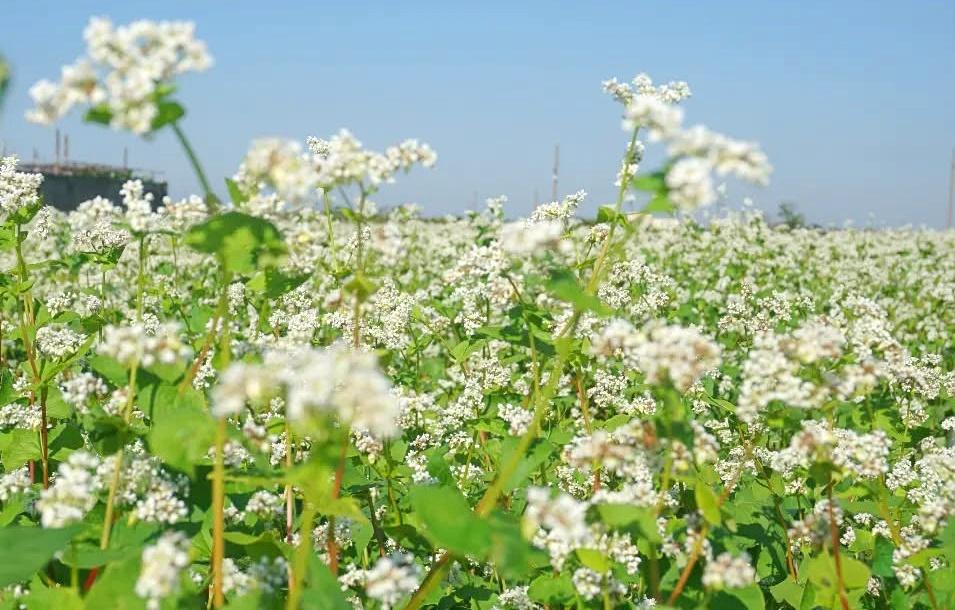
[19,161,167,211]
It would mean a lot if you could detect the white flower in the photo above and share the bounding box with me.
[623,95,684,140]
[27,17,212,135]
[0,156,43,217]
[364,553,420,610]
[37,451,103,528]
[135,531,190,610]
[702,552,756,589]
[499,220,565,256]
[35,325,86,360]
[665,157,716,210]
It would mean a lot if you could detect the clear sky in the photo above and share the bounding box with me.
[1,1,953,226]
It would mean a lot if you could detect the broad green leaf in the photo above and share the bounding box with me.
[546,269,610,315]
[0,525,81,587]
[575,548,611,572]
[184,212,287,275]
[148,398,215,476]
[302,560,351,610]
[408,485,491,557]
[528,573,575,604]
[695,479,722,525]
[1,428,40,470]
[595,503,662,543]
[23,586,84,610]
[84,554,148,610]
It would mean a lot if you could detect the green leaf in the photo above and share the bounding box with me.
[148,396,216,476]
[302,560,351,610]
[408,485,491,557]
[595,503,662,543]
[84,104,113,126]
[545,268,610,315]
[247,268,310,299]
[23,586,84,610]
[575,548,611,572]
[225,178,250,205]
[184,212,287,275]
[528,573,575,604]
[695,479,722,525]
[770,578,804,609]
[839,555,870,589]
[84,554,148,610]
[150,100,185,131]
[1,428,40,470]
[0,525,80,587]
[631,172,666,193]
[714,584,766,610]
[643,194,676,214]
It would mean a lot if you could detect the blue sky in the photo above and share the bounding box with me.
[1,1,953,226]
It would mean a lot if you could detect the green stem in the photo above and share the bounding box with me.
[211,418,226,608]
[288,501,317,610]
[171,121,218,205]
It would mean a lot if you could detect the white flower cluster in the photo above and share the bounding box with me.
[592,319,721,392]
[0,467,32,501]
[98,322,192,368]
[305,129,436,188]
[0,156,43,217]
[213,346,400,437]
[27,17,212,134]
[701,552,756,589]
[37,451,103,527]
[364,553,421,610]
[233,138,318,203]
[607,72,771,210]
[35,325,86,360]
[135,531,190,610]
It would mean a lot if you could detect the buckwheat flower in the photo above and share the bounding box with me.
[68,195,122,231]
[305,136,330,158]
[211,361,279,418]
[629,321,721,392]
[493,586,540,610]
[37,451,103,527]
[159,194,208,231]
[498,403,534,435]
[0,466,32,501]
[135,531,190,610]
[308,129,436,188]
[702,552,756,589]
[623,95,684,140]
[233,138,318,202]
[98,322,191,368]
[525,487,591,546]
[365,553,420,610]
[0,156,43,217]
[572,568,605,601]
[665,157,716,210]
[287,347,401,438]
[529,190,587,223]
[29,206,57,240]
[0,402,42,429]
[121,179,161,233]
[71,221,130,255]
[669,125,772,185]
[35,325,86,360]
[28,18,213,135]
[243,490,284,520]
[499,220,565,256]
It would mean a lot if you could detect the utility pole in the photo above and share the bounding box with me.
[551,144,559,201]
[948,147,955,229]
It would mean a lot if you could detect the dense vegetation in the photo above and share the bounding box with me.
[0,16,952,610]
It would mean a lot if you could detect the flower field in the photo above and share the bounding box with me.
[0,16,953,610]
